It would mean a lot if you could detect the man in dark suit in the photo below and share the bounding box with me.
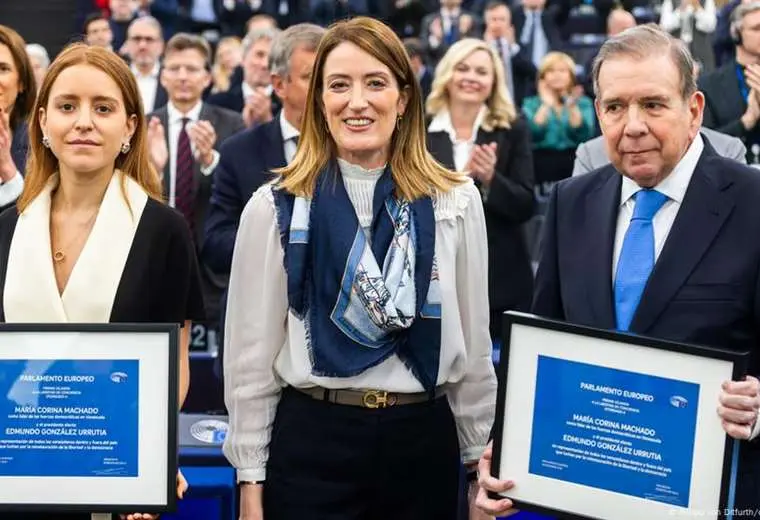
[124,16,169,113]
[147,33,245,328]
[475,24,760,517]
[420,0,482,64]
[214,0,306,37]
[699,2,760,164]
[203,22,325,388]
[206,26,281,127]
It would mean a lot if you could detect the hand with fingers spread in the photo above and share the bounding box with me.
[146,116,168,172]
[242,88,273,128]
[187,120,217,168]
[0,107,18,183]
[474,442,519,517]
[718,375,760,439]
[465,142,498,186]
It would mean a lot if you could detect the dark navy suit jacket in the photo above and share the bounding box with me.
[203,117,286,275]
[533,141,760,508]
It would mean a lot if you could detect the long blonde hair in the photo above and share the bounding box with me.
[426,38,517,131]
[212,37,242,93]
[18,43,162,212]
[276,17,461,201]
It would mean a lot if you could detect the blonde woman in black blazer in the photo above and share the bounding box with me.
[426,37,535,341]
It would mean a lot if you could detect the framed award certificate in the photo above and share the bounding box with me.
[491,312,750,520]
[0,323,179,514]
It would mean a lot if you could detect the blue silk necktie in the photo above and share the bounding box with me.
[614,189,669,331]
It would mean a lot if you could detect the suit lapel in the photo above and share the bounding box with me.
[584,169,620,329]
[630,155,735,334]
[158,108,170,197]
[264,118,287,169]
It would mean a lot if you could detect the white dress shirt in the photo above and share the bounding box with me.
[223,167,496,483]
[279,111,299,164]
[612,134,703,279]
[428,106,487,173]
[132,63,160,114]
[660,0,717,38]
[166,101,219,208]
[0,172,23,206]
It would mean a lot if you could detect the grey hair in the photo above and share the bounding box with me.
[127,15,164,38]
[591,23,696,100]
[731,1,760,40]
[242,26,281,61]
[25,43,49,69]
[269,23,326,77]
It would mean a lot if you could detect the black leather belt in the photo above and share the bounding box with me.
[293,386,445,409]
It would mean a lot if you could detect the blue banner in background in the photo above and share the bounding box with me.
[0,359,139,477]
[529,355,700,508]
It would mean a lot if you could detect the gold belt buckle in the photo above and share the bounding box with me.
[362,390,397,409]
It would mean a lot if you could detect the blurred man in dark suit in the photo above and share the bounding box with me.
[207,26,280,127]
[124,16,168,113]
[147,33,245,326]
[700,1,760,164]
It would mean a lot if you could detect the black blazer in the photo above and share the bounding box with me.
[427,117,535,334]
[699,60,757,161]
[0,198,205,325]
[532,142,760,510]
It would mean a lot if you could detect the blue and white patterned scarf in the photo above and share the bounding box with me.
[272,163,442,392]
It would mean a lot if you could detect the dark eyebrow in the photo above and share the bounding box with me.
[325,71,391,82]
[52,94,120,104]
[600,97,624,106]
[639,95,669,104]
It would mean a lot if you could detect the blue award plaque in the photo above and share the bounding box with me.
[0,359,139,477]
[490,312,748,520]
[528,355,700,507]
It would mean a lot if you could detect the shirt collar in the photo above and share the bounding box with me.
[131,62,160,79]
[428,106,487,144]
[279,110,299,142]
[620,133,704,206]
[167,100,204,125]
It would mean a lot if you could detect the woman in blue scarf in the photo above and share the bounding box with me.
[0,25,35,214]
[223,16,497,520]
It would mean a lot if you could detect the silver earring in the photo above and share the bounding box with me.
[121,142,131,154]
[42,136,50,148]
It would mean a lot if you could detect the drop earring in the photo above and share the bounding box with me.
[42,135,50,148]
[121,142,131,154]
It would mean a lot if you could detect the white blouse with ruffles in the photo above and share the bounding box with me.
[222,159,497,483]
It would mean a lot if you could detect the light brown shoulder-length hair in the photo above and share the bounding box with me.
[0,25,36,132]
[17,43,162,213]
[426,38,517,131]
[276,17,461,201]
